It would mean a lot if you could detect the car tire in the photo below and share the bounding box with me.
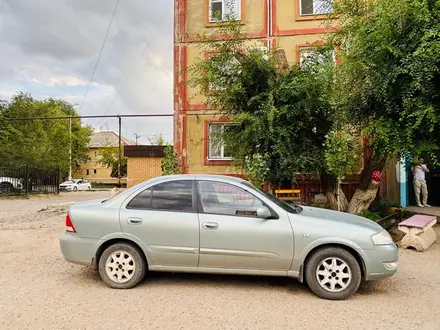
[98,243,147,289]
[305,247,362,300]
[73,186,78,192]
[0,182,13,193]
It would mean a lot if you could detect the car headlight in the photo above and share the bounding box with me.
[371,230,393,245]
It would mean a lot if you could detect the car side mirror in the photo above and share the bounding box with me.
[256,206,272,219]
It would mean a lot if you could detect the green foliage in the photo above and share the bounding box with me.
[328,0,440,163]
[0,92,92,174]
[161,145,183,175]
[360,210,382,221]
[97,141,127,178]
[242,153,270,188]
[148,133,166,146]
[190,20,336,187]
[325,129,361,180]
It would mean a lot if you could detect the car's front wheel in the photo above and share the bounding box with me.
[98,243,147,289]
[305,247,362,300]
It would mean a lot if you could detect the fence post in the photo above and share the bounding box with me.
[25,165,29,195]
[56,167,60,195]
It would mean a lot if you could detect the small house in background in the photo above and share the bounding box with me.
[74,131,135,185]
[124,145,165,188]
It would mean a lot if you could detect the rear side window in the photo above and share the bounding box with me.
[127,188,152,209]
[127,181,194,212]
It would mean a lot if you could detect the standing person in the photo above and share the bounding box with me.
[412,157,430,208]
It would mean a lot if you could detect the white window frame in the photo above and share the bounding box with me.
[207,55,240,92]
[209,0,241,23]
[208,123,233,160]
[299,0,333,16]
[299,47,336,68]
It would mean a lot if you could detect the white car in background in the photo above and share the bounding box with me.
[59,179,92,192]
[0,177,23,193]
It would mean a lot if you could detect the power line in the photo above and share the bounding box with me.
[2,113,173,121]
[96,0,172,126]
[78,0,120,112]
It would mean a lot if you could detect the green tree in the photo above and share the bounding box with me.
[190,20,342,208]
[324,128,361,211]
[97,141,127,178]
[0,92,92,175]
[161,145,183,175]
[327,0,440,213]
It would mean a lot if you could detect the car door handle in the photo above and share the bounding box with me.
[202,222,218,230]
[127,218,142,225]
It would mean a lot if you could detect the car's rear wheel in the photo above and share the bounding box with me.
[98,243,147,289]
[305,247,361,300]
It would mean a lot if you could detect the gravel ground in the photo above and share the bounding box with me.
[0,191,439,330]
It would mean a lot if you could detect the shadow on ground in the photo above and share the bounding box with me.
[70,266,386,297]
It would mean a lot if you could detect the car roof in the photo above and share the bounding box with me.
[153,174,246,184]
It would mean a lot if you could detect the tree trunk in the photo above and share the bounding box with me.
[322,172,348,211]
[347,156,387,214]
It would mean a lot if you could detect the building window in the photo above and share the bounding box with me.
[86,169,90,176]
[299,48,335,68]
[209,0,241,22]
[300,0,333,16]
[208,123,233,160]
[93,169,97,175]
[207,54,240,92]
[94,152,97,158]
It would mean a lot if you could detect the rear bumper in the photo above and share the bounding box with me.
[59,232,98,267]
[363,243,399,280]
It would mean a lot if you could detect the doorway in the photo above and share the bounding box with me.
[407,153,440,206]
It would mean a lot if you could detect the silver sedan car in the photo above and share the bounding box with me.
[60,174,398,300]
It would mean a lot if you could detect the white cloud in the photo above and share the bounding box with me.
[0,0,174,142]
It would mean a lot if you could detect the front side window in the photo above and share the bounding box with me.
[209,0,241,22]
[300,0,333,16]
[127,181,193,212]
[208,123,233,160]
[198,181,263,216]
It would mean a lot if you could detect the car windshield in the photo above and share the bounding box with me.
[63,180,75,184]
[241,181,302,213]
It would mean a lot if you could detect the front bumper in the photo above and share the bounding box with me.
[60,232,98,266]
[363,243,399,280]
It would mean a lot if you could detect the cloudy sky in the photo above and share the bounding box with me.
[0,0,174,144]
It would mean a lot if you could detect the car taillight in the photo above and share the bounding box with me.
[65,213,76,233]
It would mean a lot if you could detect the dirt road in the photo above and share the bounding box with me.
[0,192,439,330]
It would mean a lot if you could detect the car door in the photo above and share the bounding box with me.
[196,180,294,271]
[119,179,199,268]
[76,180,85,190]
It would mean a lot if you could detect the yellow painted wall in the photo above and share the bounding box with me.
[126,157,163,188]
[186,0,265,36]
[180,0,336,175]
[275,0,330,31]
[185,114,244,175]
[73,148,125,184]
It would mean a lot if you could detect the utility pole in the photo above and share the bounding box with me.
[133,133,141,145]
[118,116,122,187]
[68,117,72,180]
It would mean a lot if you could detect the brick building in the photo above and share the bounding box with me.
[124,145,165,188]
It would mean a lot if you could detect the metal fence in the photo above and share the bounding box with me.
[0,166,59,196]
